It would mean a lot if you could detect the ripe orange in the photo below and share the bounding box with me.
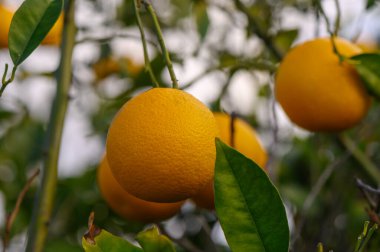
[275,37,370,132]
[0,5,13,48]
[192,112,268,210]
[0,4,62,48]
[106,88,218,203]
[97,157,183,223]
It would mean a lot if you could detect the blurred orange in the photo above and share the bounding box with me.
[0,4,63,48]
[192,112,268,210]
[92,57,144,80]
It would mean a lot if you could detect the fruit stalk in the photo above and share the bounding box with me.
[0,64,17,97]
[26,0,77,251]
[142,0,179,89]
[339,133,380,185]
[133,0,159,88]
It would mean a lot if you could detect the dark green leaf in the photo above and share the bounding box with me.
[136,226,176,252]
[9,0,63,65]
[214,139,289,252]
[82,229,143,252]
[366,0,378,9]
[274,29,298,53]
[349,53,380,100]
[193,1,209,41]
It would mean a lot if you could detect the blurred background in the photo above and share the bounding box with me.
[0,0,380,251]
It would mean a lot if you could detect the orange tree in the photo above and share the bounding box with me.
[0,0,380,252]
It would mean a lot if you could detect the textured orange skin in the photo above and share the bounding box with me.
[0,5,63,48]
[97,157,183,223]
[275,37,370,132]
[192,113,268,210]
[106,88,218,203]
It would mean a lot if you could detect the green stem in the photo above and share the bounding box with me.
[142,1,179,89]
[317,243,324,252]
[233,0,283,61]
[133,0,159,87]
[357,223,378,252]
[333,0,341,36]
[0,64,17,97]
[339,133,380,185]
[314,0,345,62]
[25,1,77,251]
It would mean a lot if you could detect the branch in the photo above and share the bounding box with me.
[233,0,283,61]
[3,169,40,252]
[26,0,77,251]
[339,133,380,185]
[0,64,17,97]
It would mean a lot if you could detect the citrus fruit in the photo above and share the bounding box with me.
[106,88,218,203]
[93,57,143,80]
[97,157,184,223]
[192,112,268,210]
[0,4,62,48]
[0,5,13,48]
[275,37,370,132]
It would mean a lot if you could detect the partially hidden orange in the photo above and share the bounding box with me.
[192,112,268,210]
[97,157,184,223]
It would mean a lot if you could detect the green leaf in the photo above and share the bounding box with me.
[349,53,380,100]
[214,139,289,252]
[9,0,63,65]
[366,0,378,9]
[82,229,143,252]
[136,225,176,252]
[274,29,298,53]
[193,1,209,41]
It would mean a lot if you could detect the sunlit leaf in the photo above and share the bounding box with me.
[349,53,380,100]
[82,228,143,252]
[215,139,289,252]
[9,0,63,65]
[136,225,176,252]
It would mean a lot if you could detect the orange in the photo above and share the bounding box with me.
[106,88,218,203]
[97,157,183,223]
[192,112,268,210]
[0,4,62,48]
[93,57,143,80]
[0,5,13,48]
[275,37,370,132]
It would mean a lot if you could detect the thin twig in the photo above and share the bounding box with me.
[314,0,344,62]
[229,112,237,148]
[142,0,179,88]
[333,0,341,36]
[3,169,40,252]
[133,0,159,87]
[0,64,18,97]
[181,67,219,90]
[293,153,350,246]
[76,31,159,48]
[233,0,283,60]
[339,133,380,185]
